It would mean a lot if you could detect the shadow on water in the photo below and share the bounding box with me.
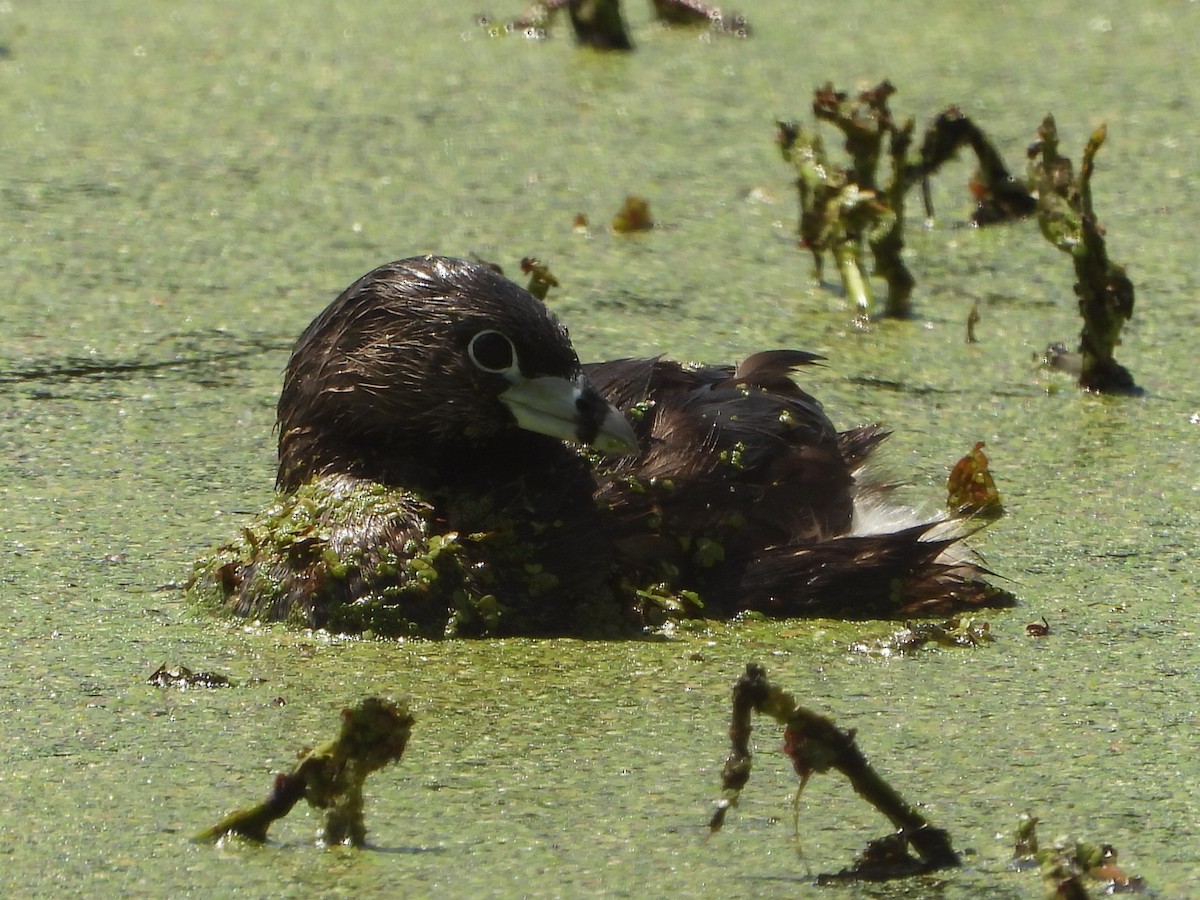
[0,333,291,395]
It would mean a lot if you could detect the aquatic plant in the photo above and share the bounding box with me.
[198,697,413,847]
[611,194,654,233]
[1012,814,1146,897]
[188,474,628,638]
[946,440,1003,518]
[519,256,560,300]
[494,0,747,47]
[849,615,995,657]
[1028,115,1138,393]
[778,83,1034,320]
[709,663,960,881]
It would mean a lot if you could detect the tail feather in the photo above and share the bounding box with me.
[740,521,1014,617]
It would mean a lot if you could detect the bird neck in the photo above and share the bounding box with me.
[277,424,592,503]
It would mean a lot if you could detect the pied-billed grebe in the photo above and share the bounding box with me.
[189,255,1011,637]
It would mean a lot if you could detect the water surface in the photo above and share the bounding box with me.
[2,1,1198,896]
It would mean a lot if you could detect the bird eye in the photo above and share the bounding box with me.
[467,330,518,375]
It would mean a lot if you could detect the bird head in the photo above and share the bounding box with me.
[276,255,636,490]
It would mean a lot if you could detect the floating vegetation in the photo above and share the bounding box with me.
[1028,115,1138,394]
[198,697,413,847]
[849,615,994,657]
[1025,617,1051,637]
[1011,814,1148,897]
[709,663,959,882]
[493,0,748,46]
[648,0,750,35]
[520,256,559,300]
[187,474,571,639]
[146,664,231,690]
[946,440,1004,518]
[611,194,654,232]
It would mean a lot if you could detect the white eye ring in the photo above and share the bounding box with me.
[467,329,520,378]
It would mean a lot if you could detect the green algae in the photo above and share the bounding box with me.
[188,477,458,636]
[188,473,631,638]
[1,1,1200,898]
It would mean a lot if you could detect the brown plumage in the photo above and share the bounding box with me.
[188,255,1011,637]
